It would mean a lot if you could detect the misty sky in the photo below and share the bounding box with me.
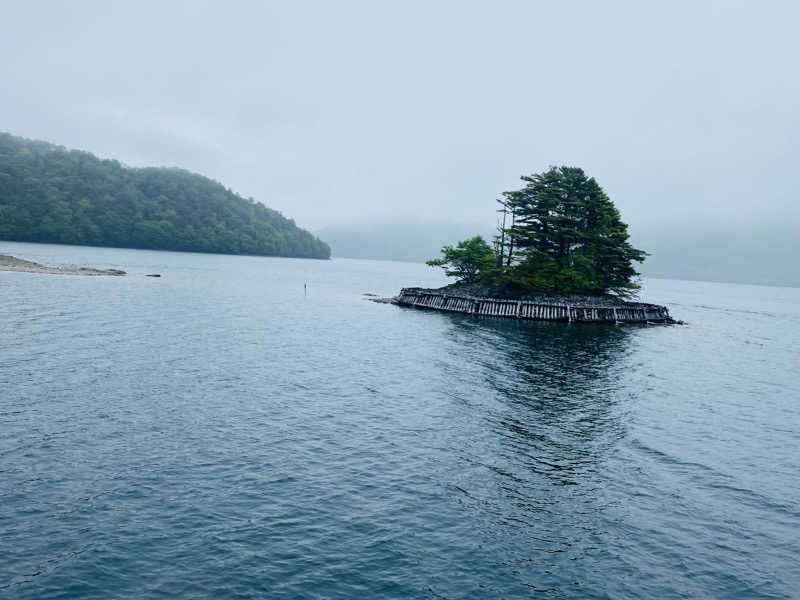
[2,1,799,235]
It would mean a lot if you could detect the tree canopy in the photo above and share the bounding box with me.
[425,236,494,283]
[0,132,330,259]
[428,166,646,297]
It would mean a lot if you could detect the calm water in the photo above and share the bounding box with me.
[1,241,798,599]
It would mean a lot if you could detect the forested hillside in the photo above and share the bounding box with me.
[0,132,330,259]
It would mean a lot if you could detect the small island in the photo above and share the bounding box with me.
[388,167,677,324]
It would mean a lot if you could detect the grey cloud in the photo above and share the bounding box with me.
[2,0,798,239]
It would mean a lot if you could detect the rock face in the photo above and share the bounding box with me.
[395,287,676,324]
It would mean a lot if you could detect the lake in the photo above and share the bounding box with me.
[1,241,798,599]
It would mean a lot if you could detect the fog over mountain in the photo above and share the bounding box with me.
[319,220,800,289]
[631,225,800,288]
[2,1,798,285]
[317,221,492,264]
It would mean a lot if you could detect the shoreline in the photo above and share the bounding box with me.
[0,254,126,276]
[0,239,330,261]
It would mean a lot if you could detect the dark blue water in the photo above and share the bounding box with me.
[1,241,798,599]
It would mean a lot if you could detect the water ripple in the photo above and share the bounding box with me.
[1,243,798,598]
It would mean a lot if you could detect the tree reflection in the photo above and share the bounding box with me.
[445,316,634,485]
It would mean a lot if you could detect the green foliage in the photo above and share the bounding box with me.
[429,167,646,296]
[0,132,330,259]
[426,236,495,283]
[497,166,646,296]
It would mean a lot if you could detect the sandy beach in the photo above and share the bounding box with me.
[0,254,126,276]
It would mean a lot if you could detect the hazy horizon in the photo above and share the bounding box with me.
[315,218,800,289]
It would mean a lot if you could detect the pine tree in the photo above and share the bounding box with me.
[499,166,646,296]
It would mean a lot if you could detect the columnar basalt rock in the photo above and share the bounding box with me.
[395,288,676,324]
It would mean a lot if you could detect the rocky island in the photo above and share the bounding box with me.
[381,166,679,325]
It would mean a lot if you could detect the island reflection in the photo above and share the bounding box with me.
[440,314,634,488]
[426,316,638,591]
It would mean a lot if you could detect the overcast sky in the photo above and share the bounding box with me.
[2,1,798,234]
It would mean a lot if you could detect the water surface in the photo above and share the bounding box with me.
[1,242,798,598]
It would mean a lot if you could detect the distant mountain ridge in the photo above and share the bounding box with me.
[0,132,330,259]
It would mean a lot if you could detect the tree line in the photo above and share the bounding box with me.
[427,166,646,297]
[0,132,330,259]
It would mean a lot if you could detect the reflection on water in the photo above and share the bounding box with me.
[420,316,639,594]
[490,321,631,459]
[451,316,633,453]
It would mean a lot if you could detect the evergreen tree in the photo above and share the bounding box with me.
[501,166,646,296]
[426,236,495,283]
